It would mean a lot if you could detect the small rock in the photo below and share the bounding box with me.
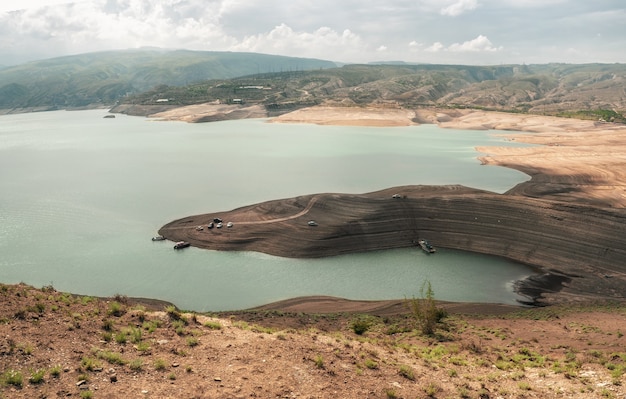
[214,377,222,382]
[76,380,87,386]
[109,374,117,383]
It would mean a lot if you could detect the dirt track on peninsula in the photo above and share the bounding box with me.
[159,107,626,307]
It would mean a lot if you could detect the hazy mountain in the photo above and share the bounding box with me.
[0,48,337,111]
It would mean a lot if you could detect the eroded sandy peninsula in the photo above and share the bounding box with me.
[159,106,626,306]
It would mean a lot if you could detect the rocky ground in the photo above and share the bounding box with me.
[1,283,625,399]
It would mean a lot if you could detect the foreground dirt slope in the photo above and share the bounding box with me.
[2,284,625,399]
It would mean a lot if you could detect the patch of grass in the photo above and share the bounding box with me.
[203,320,222,330]
[186,337,199,347]
[129,359,143,371]
[398,364,415,381]
[80,390,94,399]
[154,358,168,371]
[28,369,45,384]
[49,365,62,378]
[423,381,442,397]
[81,357,101,372]
[313,355,324,369]
[136,341,151,352]
[364,358,378,369]
[142,319,161,333]
[102,318,114,331]
[96,350,126,366]
[2,369,23,388]
[107,301,126,317]
[385,388,398,398]
[114,330,128,344]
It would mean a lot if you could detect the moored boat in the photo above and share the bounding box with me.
[417,239,436,254]
[173,241,190,249]
[151,235,165,241]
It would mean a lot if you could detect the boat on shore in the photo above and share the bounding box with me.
[417,239,436,254]
[173,241,190,250]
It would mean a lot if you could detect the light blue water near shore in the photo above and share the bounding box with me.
[0,109,535,311]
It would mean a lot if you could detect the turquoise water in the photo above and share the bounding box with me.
[0,109,535,311]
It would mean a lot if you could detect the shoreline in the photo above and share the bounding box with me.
[158,106,626,309]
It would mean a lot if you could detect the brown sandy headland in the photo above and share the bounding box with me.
[158,107,626,307]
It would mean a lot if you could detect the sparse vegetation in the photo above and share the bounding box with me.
[1,283,625,398]
[406,281,447,335]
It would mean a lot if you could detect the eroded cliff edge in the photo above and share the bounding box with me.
[159,185,626,306]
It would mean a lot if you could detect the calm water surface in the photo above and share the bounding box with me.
[0,109,535,310]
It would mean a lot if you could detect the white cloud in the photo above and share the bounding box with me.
[448,35,501,52]
[426,42,445,52]
[232,23,367,61]
[440,0,478,16]
[424,35,501,54]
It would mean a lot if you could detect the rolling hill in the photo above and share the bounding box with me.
[0,48,337,112]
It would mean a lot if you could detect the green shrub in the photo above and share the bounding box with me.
[406,280,446,335]
[350,316,373,335]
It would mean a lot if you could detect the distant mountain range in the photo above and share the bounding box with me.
[1,49,625,121]
[0,48,337,112]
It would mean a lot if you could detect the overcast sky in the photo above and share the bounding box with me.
[1,0,625,66]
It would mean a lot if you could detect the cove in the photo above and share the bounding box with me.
[0,109,535,311]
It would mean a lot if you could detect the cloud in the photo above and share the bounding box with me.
[448,35,501,52]
[426,42,445,52]
[232,23,367,61]
[425,35,501,53]
[0,0,625,66]
[440,0,478,16]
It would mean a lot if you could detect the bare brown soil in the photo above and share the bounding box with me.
[2,284,625,399]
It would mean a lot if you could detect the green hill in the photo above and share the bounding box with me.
[0,49,337,111]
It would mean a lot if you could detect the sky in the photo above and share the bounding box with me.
[1,0,625,66]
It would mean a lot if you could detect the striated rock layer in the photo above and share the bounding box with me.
[159,185,626,306]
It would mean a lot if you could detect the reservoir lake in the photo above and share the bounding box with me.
[0,109,536,311]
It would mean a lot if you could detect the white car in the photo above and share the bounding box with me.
[227,222,233,228]
[308,220,318,226]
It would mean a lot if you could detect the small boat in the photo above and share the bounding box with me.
[173,241,190,250]
[226,222,233,228]
[207,222,214,229]
[418,239,436,254]
[151,235,165,241]
[216,222,223,228]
